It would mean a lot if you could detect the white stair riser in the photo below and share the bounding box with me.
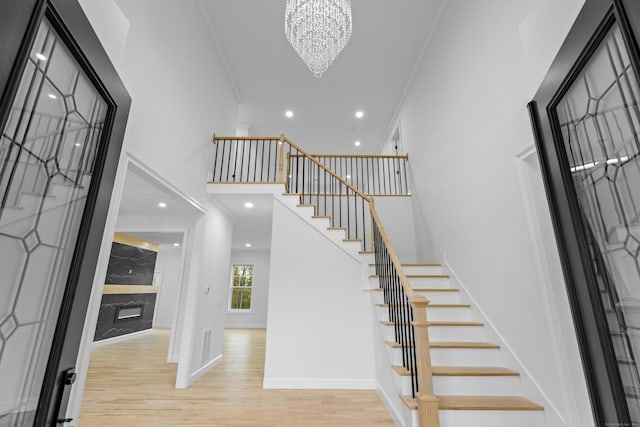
[430,347,502,367]
[439,410,545,427]
[368,265,444,276]
[341,240,362,252]
[402,265,443,275]
[428,325,485,341]
[376,305,471,322]
[385,347,405,366]
[379,324,409,342]
[325,229,346,243]
[432,375,522,396]
[426,307,472,322]
[408,276,452,288]
[372,290,462,305]
[359,253,375,264]
[309,217,331,230]
[295,206,316,218]
[414,290,461,305]
[278,195,301,210]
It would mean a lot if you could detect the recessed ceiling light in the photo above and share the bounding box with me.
[158,202,167,208]
[354,141,361,147]
[173,243,180,247]
[47,94,57,99]
[245,243,252,247]
[75,143,82,147]
[346,174,351,179]
[244,202,254,208]
[355,110,364,119]
[35,53,47,61]
[285,110,294,118]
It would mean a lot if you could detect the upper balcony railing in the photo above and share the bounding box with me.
[210,135,439,426]
[291,153,410,196]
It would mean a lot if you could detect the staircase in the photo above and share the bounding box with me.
[369,263,544,426]
[208,135,546,427]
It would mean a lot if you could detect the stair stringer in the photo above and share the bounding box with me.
[436,253,561,427]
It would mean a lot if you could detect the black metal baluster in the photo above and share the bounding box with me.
[232,139,239,182]
[253,140,258,182]
[260,140,266,182]
[403,157,408,194]
[267,140,273,181]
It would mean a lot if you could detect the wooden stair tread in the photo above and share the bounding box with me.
[371,287,459,293]
[385,341,499,349]
[437,395,544,411]
[297,204,315,207]
[385,340,414,349]
[359,250,374,254]
[312,215,331,219]
[393,366,518,377]
[327,227,346,231]
[343,239,362,242]
[432,366,519,376]
[430,341,499,349]
[401,263,442,267]
[376,303,470,308]
[380,320,483,327]
[370,274,450,279]
[401,396,544,411]
[429,321,483,326]
[369,263,442,267]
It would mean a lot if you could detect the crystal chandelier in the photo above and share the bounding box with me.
[285,0,352,78]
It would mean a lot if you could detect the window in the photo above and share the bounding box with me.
[229,265,253,311]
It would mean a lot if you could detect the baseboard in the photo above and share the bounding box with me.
[376,381,410,427]
[92,329,152,347]
[263,378,375,389]
[189,354,223,385]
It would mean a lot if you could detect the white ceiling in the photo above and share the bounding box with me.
[210,193,274,251]
[200,0,445,153]
[116,1,446,250]
[126,231,185,248]
[118,167,202,217]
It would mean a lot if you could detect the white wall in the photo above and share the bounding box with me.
[263,200,374,389]
[154,245,183,329]
[385,0,592,426]
[70,0,239,420]
[372,196,417,263]
[225,249,271,328]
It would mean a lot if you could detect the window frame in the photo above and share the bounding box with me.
[227,264,254,312]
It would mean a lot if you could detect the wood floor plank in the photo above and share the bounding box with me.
[79,329,394,426]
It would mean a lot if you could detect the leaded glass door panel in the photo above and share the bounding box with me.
[0,1,130,425]
[530,0,640,425]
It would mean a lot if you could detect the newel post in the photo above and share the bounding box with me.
[278,134,286,183]
[410,295,440,427]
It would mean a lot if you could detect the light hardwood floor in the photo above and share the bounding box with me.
[79,329,395,426]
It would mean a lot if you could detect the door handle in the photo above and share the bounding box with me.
[56,368,76,425]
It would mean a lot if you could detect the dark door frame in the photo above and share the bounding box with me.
[0,0,130,425]
[529,0,640,424]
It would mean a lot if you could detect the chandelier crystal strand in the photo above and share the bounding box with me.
[285,0,352,78]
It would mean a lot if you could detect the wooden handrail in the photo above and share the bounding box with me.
[213,135,282,142]
[290,153,410,160]
[369,202,438,427]
[368,202,415,299]
[282,136,372,203]
[210,133,436,425]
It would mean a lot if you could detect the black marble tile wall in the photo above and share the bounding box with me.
[104,242,157,285]
[94,293,157,341]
